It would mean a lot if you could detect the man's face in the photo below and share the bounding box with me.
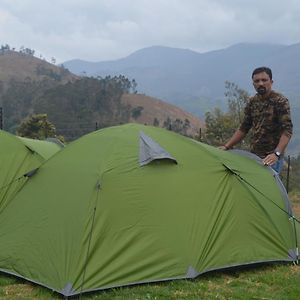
[252,71,273,96]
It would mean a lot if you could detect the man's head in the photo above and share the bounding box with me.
[252,67,273,96]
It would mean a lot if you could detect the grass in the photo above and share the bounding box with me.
[0,263,300,299]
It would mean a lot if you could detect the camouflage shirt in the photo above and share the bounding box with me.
[239,90,293,158]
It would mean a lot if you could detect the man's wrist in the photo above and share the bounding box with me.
[274,149,281,158]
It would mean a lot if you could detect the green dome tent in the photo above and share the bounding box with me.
[0,130,63,212]
[0,124,298,297]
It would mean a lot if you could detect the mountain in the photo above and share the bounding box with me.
[64,43,300,154]
[0,50,204,140]
[64,43,300,114]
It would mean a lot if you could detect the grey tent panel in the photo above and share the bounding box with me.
[61,282,75,296]
[288,249,298,260]
[139,131,177,166]
[186,266,200,278]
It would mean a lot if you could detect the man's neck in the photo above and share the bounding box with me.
[258,90,273,100]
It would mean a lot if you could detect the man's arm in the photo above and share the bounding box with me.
[263,95,293,166]
[219,129,246,150]
[262,132,291,166]
[275,132,291,154]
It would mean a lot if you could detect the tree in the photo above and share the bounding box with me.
[225,81,249,126]
[17,114,57,140]
[153,118,160,127]
[131,106,144,119]
[204,107,236,145]
[131,79,138,93]
[0,44,10,53]
[204,81,251,148]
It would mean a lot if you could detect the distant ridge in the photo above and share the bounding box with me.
[64,42,300,109]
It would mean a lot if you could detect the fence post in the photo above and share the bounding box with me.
[286,155,291,193]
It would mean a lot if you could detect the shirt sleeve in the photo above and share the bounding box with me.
[277,97,293,138]
[239,101,252,134]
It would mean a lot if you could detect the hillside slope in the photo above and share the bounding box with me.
[0,50,77,86]
[122,93,204,137]
[0,50,204,140]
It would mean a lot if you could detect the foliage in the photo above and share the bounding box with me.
[2,76,136,141]
[2,78,58,132]
[153,117,160,127]
[36,65,65,81]
[19,46,35,56]
[290,106,300,155]
[17,114,57,139]
[281,155,300,194]
[131,106,144,119]
[0,44,11,53]
[1,73,197,141]
[204,81,251,148]
[163,117,191,136]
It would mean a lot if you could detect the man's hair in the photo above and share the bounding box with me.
[252,67,272,80]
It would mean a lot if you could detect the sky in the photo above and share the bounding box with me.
[1,0,300,63]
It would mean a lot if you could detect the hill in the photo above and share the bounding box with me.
[0,51,204,140]
[122,93,204,137]
[0,50,77,88]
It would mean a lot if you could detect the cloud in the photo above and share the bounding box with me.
[0,0,300,62]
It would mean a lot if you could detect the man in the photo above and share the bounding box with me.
[220,66,293,173]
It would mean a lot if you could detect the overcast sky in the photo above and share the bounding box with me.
[1,0,300,63]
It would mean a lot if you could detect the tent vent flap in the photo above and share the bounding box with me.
[139,131,177,166]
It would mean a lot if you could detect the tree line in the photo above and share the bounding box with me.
[2,75,137,139]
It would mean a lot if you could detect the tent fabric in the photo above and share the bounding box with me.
[0,124,299,297]
[231,149,293,217]
[18,136,64,160]
[0,130,62,212]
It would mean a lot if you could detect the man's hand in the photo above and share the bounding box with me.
[262,153,279,166]
[218,145,228,151]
